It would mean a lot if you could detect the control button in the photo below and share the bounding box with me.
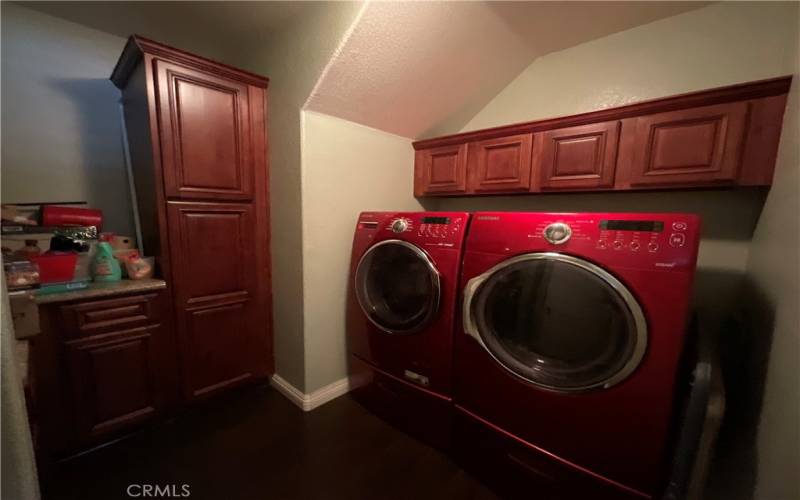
[391,219,408,233]
[630,241,640,251]
[596,240,607,250]
[669,233,686,247]
[543,222,572,245]
[648,242,659,253]
[612,240,624,250]
[672,222,688,231]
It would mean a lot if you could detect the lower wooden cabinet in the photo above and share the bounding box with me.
[64,325,161,438]
[33,289,178,457]
[166,201,270,400]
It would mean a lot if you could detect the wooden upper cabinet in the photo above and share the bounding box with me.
[415,143,468,196]
[468,133,533,193]
[411,76,790,197]
[628,102,748,186]
[155,60,253,201]
[537,122,619,190]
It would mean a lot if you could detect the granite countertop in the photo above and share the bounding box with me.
[33,278,167,305]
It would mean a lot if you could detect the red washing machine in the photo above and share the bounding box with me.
[453,212,700,499]
[346,211,469,449]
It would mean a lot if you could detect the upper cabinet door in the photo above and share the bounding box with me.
[415,144,468,196]
[628,102,748,186]
[537,122,619,190]
[155,60,254,201]
[469,133,533,193]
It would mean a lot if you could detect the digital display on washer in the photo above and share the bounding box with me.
[600,220,664,232]
[422,216,450,225]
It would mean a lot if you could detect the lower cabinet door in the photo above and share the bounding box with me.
[64,325,162,438]
[166,201,269,400]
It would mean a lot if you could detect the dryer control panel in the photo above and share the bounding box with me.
[355,212,470,248]
[467,212,701,271]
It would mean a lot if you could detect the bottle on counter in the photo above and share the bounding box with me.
[91,242,121,282]
[14,240,42,259]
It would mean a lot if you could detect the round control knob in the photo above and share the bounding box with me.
[630,241,640,251]
[648,242,659,253]
[391,219,408,233]
[612,240,624,250]
[543,222,572,245]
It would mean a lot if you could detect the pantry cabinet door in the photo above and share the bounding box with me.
[628,102,748,186]
[469,134,533,193]
[537,122,619,190]
[415,144,469,196]
[166,201,269,399]
[155,60,254,201]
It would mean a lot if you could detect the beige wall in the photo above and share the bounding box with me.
[461,2,797,133]
[431,2,799,498]
[236,2,364,392]
[745,20,800,500]
[301,111,421,392]
[1,3,133,235]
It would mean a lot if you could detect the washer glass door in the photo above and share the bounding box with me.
[464,253,647,392]
[355,240,440,334]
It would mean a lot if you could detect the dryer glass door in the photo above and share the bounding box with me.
[464,253,647,392]
[355,240,440,334]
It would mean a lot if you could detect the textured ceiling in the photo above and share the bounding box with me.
[15,1,314,63]
[20,1,710,138]
[304,1,710,138]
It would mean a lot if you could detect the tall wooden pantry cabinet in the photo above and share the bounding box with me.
[111,36,273,401]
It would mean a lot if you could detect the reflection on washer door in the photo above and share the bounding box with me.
[473,257,644,391]
[356,242,439,334]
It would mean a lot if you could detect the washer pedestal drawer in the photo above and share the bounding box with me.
[348,354,452,451]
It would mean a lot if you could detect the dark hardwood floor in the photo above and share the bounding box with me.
[43,384,499,500]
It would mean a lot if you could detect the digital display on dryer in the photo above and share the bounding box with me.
[422,217,450,225]
[600,220,664,232]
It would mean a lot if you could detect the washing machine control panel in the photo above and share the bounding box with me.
[469,212,700,271]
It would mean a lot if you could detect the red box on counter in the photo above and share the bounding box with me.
[31,253,78,283]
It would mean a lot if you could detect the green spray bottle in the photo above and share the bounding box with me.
[91,242,122,282]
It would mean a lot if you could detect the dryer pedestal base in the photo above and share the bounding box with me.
[348,354,452,451]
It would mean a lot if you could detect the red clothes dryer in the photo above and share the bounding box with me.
[453,212,700,499]
[347,211,469,449]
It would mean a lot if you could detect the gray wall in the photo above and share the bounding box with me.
[1,3,133,236]
[234,2,364,393]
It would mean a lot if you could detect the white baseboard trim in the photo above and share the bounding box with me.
[270,374,351,412]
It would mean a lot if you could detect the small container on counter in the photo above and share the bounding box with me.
[4,260,40,290]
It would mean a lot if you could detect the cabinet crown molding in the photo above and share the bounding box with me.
[413,76,792,150]
[111,35,269,90]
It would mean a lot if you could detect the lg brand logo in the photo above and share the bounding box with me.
[126,484,191,498]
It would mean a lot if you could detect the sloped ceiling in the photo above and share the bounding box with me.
[22,1,709,139]
[14,1,314,64]
[304,1,709,138]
